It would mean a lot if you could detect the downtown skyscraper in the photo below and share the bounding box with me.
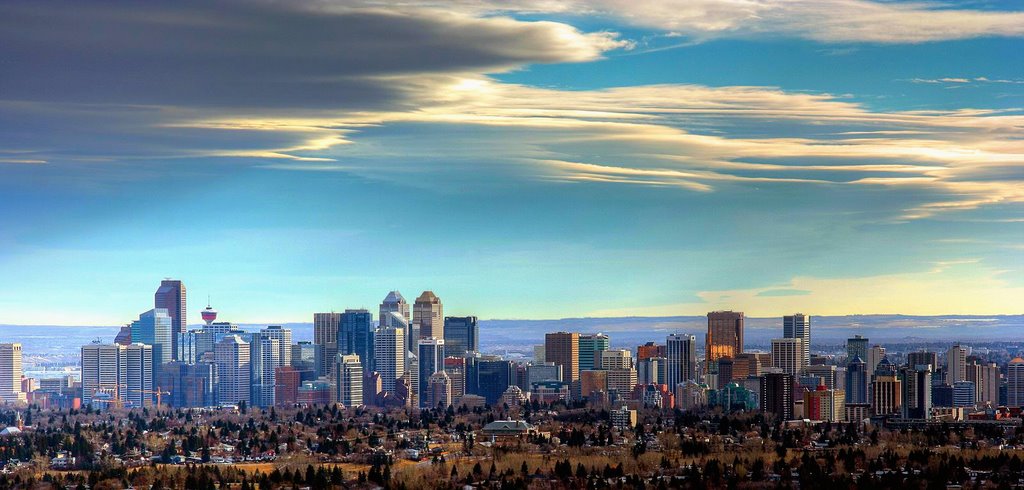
[413,291,443,342]
[339,309,375,373]
[379,291,410,328]
[443,316,478,358]
[313,312,341,378]
[783,313,810,367]
[666,333,697,388]
[154,279,186,361]
[0,344,24,403]
[706,311,744,368]
[130,308,172,367]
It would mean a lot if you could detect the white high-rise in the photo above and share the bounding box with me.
[379,291,410,328]
[260,326,292,367]
[374,326,406,393]
[867,345,887,374]
[771,338,806,377]
[81,343,125,408]
[249,332,280,408]
[783,314,810,367]
[946,344,968,385]
[124,343,153,408]
[335,353,363,407]
[215,335,251,406]
[0,344,24,403]
[1008,358,1024,408]
[666,333,697,388]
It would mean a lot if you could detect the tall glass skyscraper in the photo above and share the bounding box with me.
[130,308,172,367]
[578,333,609,373]
[666,333,697,387]
[339,309,375,373]
[443,316,478,358]
[379,291,410,327]
[417,338,445,407]
[154,279,186,361]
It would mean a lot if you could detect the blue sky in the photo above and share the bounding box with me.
[0,0,1022,325]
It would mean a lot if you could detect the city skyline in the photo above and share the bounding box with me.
[0,1,1022,325]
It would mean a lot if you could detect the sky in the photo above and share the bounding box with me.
[0,0,1022,326]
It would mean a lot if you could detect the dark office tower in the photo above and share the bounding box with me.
[545,332,580,383]
[379,291,410,327]
[760,372,794,421]
[908,350,939,373]
[578,333,610,373]
[666,334,697,387]
[413,291,444,341]
[339,309,375,373]
[901,365,932,419]
[130,309,172,367]
[717,358,734,390]
[443,316,479,358]
[154,279,186,361]
[477,359,515,405]
[707,311,744,368]
[846,335,868,365]
[313,312,341,378]
[783,314,810,367]
[417,338,445,408]
[846,356,868,404]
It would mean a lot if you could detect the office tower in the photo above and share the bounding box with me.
[735,353,766,378]
[527,362,562,384]
[82,344,124,408]
[871,371,902,416]
[533,345,546,362]
[804,386,845,422]
[154,279,186,361]
[637,342,667,361]
[901,365,932,419]
[339,309,375,373]
[249,332,280,407]
[160,361,216,408]
[771,338,806,377]
[405,350,419,407]
[946,345,968,385]
[0,344,23,403]
[444,357,467,400]
[707,311,744,369]
[846,335,868,365]
[364,372,383,406]
[130,308,172,367]
[580,370,608,401]
[379,291,410,327]
[274,366,300,406]
[476,359,514,405]
[545,332,580,383]
[783,314,811,367]
[413,291,443,341]
[578,333,610,372]
[866,345,886,375]
[443,316,479,358]
[804,365,837,390]
[417,338,445,407]
[291,341,322,378]
[760,372,793,421]
[374,326,406,393]
[637,357,663,386]
[666,333,697,387]
[215,335,250,406]
[335,354,363,407]
[845,356,867,404]
[260,326,292,367]
[599,349,633,370]
[952,381,976,408]
[1007,358,1024,408]
[313,312,341,379]
[426,371,452,408]
[114,326,132,346]
[908,351,939,373]
[124,343,153,408]
[716,358,734,390]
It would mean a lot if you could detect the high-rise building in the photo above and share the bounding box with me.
[578,333,610,373]
[533,345,546,363]
[339,309,375,373]
[154,279,186,361]
[260,326,292,367]
[901,365,932,419]
[871,372,902,416]
[946,345,968,385]
[545,332,580,383]
[771,338,806,377]
[1007,358,1024,408]
[426,371,452,409]
[760,372,793,421]
[666,333,697,387]
[444,357,467,400]
[804,385,845,422]
[405,350,419,407]
[374,326,406,393]
[846,335,868,365]
[952,380,976,408]
[637,342,667,361]
[637,357,665,386]
[417,338,445,407]
[248,332,280,407]
[527,362,562,385]
[313,313,341,379]
[291,341,322,378]
[599,349,633,370]
[215,335,251,406]
[0,344,24,403]
[413,291,443,341]
[845,356,868,404]
[707,311,744,368]
[476,359,514,405]
[867,345,886,374]
[160,361,216,408]
[275,366,300,406]
[379,291,410,327]
[907,351,939,373]
[335,353,363,407]
[805,364,837,390]
[783,314,810,367]
[978,362,1000,406]
[130,308,172,367]
[124,343,153,408]
[443,316,479,358]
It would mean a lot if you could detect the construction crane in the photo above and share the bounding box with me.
[132,386,171,407]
